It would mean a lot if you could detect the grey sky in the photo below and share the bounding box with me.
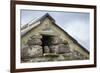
[21,10,90,51]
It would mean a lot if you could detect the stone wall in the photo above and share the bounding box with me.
[21,34,88,61]
[21,35,43,59]
[48,36,70,54]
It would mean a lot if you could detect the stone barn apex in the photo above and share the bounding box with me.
[21,13,89,62]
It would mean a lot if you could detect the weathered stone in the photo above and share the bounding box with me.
[28,45,43,57]
[31,34,42,39]
[44,46,50,53]
[27,38,42,46]
[50,36,62,45]
[70,50,85,59]
[59,44,70,54]
[56,55,65,61]
[73,50,80,56]
[49,44,70,54]
[49,45,59,53]
[21,45,29,59]
[62,40,68,44]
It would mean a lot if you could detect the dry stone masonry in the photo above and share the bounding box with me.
[21,34,88,62]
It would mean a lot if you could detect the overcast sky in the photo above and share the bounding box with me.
[21,10,90,51]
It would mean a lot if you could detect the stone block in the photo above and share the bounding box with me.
[59,44,70,54]
[50,36,62,45]
[49,45,59,53]
[31,34,42,39]
[27,38,42,46]
[28,45,43,57]
[44,46,50,53]
[21,45,29,59]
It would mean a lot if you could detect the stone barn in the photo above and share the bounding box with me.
[21,13,89,62]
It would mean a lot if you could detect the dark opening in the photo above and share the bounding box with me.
[41,35,51,53]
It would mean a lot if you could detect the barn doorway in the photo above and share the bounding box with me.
[41,35,52,53]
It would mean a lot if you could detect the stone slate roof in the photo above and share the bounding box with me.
[21,13,89,54]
